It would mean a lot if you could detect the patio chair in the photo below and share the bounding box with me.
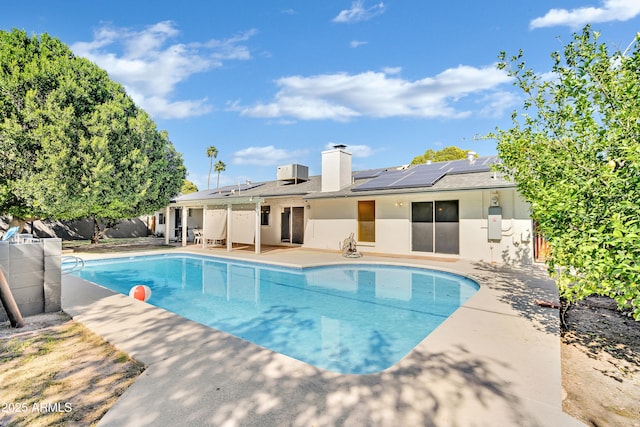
[194,229,203,245]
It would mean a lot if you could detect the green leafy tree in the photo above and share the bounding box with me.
[214,160,226,189]
[410,146,472,164]
[206,145,218,189]
[181,179,198,194]
[490,27,640,319]
[0,29,186,243]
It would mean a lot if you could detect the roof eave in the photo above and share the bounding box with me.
[304,183,517,199]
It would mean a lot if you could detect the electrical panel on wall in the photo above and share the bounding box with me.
[488,206,502,241]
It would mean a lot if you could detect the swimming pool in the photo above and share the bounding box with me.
[69,253,479,374]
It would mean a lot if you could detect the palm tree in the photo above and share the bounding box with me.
[214,160,226,189]
[206,145,218,189]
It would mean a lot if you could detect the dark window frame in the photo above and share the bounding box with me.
[261,205,270,226]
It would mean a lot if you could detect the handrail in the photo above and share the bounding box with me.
[61,255,85,274]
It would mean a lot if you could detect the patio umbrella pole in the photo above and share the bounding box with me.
[0,269,24,328]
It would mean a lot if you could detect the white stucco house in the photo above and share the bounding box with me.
[157,145,536,265]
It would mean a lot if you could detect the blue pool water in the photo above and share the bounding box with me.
[70,254,479,374]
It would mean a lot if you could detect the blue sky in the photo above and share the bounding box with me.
[3,1,640,189]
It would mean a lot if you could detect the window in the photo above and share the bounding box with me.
[158,213,165,225]
[358,200,375,242]
[261,205,270,226]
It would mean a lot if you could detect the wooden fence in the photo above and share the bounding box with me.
[533,221,550,262]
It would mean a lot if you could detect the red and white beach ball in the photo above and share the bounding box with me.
[129,285,152,302]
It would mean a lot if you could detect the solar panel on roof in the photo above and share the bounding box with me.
[352,170,405,191]
[224,182,264,195]
[446,156,497,174]
[390,169,447,188]
[244,182,264,191]
[353,169,383,179]
[352,168,446,191]
[351,156,499,192]
[218,182,264,192]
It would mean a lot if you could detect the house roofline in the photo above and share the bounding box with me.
[303,183,517,200]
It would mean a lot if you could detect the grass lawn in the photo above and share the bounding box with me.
[0,314,144,426]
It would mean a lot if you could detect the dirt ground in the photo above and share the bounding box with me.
[1,299,639,426]
[561,297,640,427]
[62,236,175,253]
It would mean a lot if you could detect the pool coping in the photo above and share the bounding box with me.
[62,248,586,426]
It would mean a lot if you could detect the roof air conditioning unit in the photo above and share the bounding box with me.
[277,164,309,183]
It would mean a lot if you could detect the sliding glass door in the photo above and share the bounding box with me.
[411,202,433,252]
[411,200,459,254]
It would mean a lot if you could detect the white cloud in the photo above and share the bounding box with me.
[333,1,386,23]
[231,146,308,166]
[127,92,213,119]
[477,90,521,119]
[350,40,368,48]
[530,0,640,29]
[540,71,560,82]
[71,21,256,119]
[232,65,511,121]
[325,143,376,157]
[382,66,402,75]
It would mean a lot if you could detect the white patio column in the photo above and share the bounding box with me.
[201,205,207,248]
[226,203,233,252]
[164,206,170,245]
[255,201,261,255]
[181,206,188,247]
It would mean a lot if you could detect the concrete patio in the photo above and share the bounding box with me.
[62,247,585,426]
